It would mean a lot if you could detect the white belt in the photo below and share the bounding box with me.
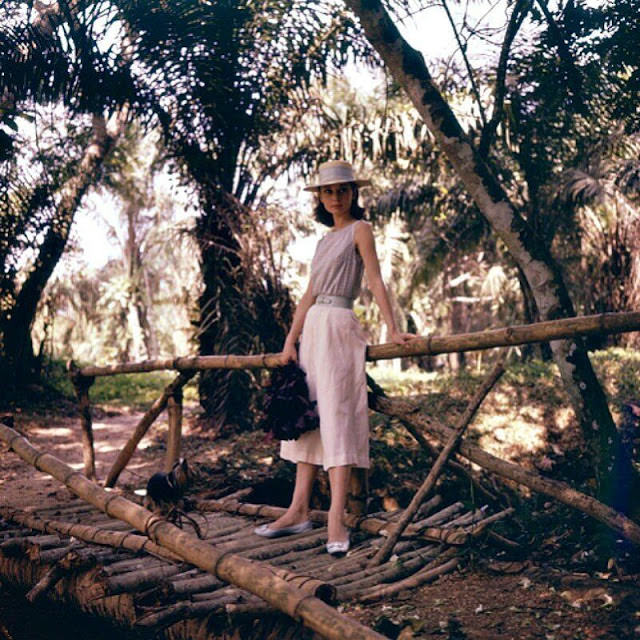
[315,294,353,309]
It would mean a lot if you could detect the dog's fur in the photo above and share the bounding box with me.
[144,458,192,511]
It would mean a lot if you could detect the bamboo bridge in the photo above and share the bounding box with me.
[1,312,640,639]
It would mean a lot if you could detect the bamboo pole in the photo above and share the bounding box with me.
[102,555,169,576]
[76,312,640,377]
[67,361,96,480]
[164,385,183,472]
[165,574,223,597]
[79,353,283,377]
[0,423,387,640]
[105,371,195,488]
[367,311,640,361]
[104,564,187,596]
[369,359,505,567]
[370,395,640,546]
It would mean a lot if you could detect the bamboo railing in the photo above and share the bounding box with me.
[67,311,640,487]
[76,311,640,378]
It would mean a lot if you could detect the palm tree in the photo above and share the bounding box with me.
[0,1,128,393]
[559,132,640,346]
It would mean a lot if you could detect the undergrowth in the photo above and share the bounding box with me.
[40,359,199,410]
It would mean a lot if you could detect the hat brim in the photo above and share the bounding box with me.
[304,178,372,192]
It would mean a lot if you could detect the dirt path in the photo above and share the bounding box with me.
[0,410,164,509]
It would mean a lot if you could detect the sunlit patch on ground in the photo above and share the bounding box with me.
[30,426,73,438]
[475,413,547,460]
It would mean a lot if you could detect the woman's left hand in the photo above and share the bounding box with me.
[390,331,418,345]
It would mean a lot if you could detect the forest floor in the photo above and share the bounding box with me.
[1,351,640,639]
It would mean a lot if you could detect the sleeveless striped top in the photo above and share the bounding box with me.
[310,220,365,300]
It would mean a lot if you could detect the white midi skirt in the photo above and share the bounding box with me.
[280,304,370,470]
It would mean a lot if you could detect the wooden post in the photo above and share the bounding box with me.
[105,371,194,488]
[368,359,505,567]
[67,360,96,480]
[164,385,183,472]
[347,467,368,516]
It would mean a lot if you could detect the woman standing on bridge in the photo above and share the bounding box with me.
[255,160,414,554]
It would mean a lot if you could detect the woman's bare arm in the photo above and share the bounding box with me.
[354,221,415,344]
[280,281,316,363]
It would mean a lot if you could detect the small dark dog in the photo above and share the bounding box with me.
[144,458,192,511]
[143,458,205,537]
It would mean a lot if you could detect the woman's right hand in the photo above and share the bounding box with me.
[279,343,298,365]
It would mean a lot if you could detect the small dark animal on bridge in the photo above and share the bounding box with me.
[144,458,192,511]
[143,459,205,537]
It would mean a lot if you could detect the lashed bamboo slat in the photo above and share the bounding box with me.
[0,423,386,640]
[358,554,462,603]
[76,312,640,377]
[371,395,640,546]
[104,563,187,595]
[197,498,474,546]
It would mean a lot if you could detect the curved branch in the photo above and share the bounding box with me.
[479,0,532,157]
[534,0,585,113]
[441,0,487,130]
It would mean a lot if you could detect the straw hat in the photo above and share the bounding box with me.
[304,160,371,192]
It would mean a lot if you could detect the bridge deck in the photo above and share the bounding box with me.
[0,494,492,638]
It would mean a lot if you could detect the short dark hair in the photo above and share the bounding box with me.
[313,183,366,227]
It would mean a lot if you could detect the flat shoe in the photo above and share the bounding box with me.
[326,537,350,555]
[254,520,313,538]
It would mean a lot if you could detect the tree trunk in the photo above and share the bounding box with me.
[345,0,637,510]
[195,187,293,432]
[124,202,157,359]
[196,190,254,431]
[2,112,125,388]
